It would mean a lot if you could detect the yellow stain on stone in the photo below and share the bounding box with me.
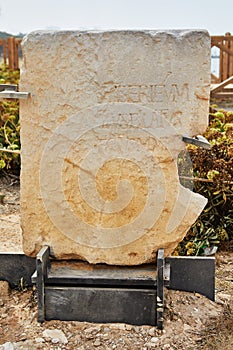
[63,158,148,229]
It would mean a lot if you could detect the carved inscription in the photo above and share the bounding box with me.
[100,110,171,130]
[117,111,169,128]
[98,83,190,103]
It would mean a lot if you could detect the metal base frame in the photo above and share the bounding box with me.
[32,246,215,329]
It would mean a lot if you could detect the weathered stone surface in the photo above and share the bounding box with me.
[42,329,68,344]
[20,30,210,264]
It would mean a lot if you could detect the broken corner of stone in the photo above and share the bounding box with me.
[19,29,210,265]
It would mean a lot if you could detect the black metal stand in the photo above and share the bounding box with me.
[32,246,215,329]
[0,253,35,288]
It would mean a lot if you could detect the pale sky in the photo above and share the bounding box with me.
[0,0,232,36]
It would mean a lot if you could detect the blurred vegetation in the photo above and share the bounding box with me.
[176,106,233,255]
[0,64,20,175]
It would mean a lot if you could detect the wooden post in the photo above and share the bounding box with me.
[8,38,14,69]
[226,32,231,79]
[219,39,224,82]
[7,38,22,70]
[222,37,228,81]
[3,41,7,65]
[227,33,233,77]
[211,33,233,83]
[14,40,19,70]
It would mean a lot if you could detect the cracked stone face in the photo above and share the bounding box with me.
[20,30,210,265]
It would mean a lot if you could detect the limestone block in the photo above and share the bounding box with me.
[20,30,210,265]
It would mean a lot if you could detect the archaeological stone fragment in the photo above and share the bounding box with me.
[20,30,210,264]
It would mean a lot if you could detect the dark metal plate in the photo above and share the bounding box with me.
[45,286,156,325]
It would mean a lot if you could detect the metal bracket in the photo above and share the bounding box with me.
[182,135,211,149]
[164,262,171,286]
[0,83,30,99]
[166,256,215,301]
[36,245,50,322]
[0,84,17,92]
[157,248,165,330]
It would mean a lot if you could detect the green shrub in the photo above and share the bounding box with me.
[0,65,20,174]
[176,108,233,255]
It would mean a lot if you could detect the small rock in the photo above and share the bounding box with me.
[93,339,101,347]
[215,296,224,305]
[1,313,8,319]
[18,333,27,341]
[102,334,109,340]
[35,337,45,343]
[151,337,159,343]
[183,323,192,332]
[148,327,155,336]
[84,326,101,334]
[0,343,16,350]
[217,292,231,302]
[84,334,95,340]
[109,324,125,330]
[134,326,140,333]
[115,323,126,330]
[125,324,132,331]
[0,281,10,298]
[145,342,156,348]
[0,298,4,306]
[42,329,68,344]
[51,338,60,344]
[195,318,202,326]
[12,296,18,303]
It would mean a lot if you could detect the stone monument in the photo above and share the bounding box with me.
[20,30,210,265]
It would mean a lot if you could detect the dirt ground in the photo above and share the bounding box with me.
[0,176,22,252]
[0,175,233,350]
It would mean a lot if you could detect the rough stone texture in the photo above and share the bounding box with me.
[42,329,68,344]
[0,281,10,299]
[20,30,210,265]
